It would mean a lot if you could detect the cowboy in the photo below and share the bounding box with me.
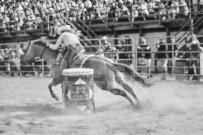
[185,34,202,80]
[46,25,85,68]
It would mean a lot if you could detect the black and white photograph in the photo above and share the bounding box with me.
[0,0,203,135]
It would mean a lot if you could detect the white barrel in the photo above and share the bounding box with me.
[62,68,95,112]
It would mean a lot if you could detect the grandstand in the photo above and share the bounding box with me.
[0,0,203,80]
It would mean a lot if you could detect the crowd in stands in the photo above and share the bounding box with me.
[0,0,201,33]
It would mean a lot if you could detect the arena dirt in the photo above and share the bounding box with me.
[0,77,203,135]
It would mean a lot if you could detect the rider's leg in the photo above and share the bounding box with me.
[56,53,63,65]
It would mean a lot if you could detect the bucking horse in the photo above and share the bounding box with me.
[23,40,151,107]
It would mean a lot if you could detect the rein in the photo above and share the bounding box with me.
[39,46,48,58]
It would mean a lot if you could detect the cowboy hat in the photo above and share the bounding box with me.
[57,25,73,35]
[102,36,107,40]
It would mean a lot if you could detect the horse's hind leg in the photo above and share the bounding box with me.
[104,71,136,106]
[48,81,59,101]
[114,71,139,103]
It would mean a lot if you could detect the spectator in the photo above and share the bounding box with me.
[131,4,139,22]
[147,0,156,14]
[10,51,21,76]
[85,0,93,14]
[159,1,167,20]
[168,0,179,19]
[0,49,5,73]
[138,0,149,20]
[155,38,168,79]
[119,4,130,21]
[97,36,116,61]
[124,35,132,65]
[137,37,152,78]
[2,48,11,76]
[179,0,189,17]
[116,40,127,64]
[184,34,202,80]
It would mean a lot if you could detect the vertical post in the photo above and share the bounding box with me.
[47,15,50,31]
[99,39,102,55]
[16,43,20,60]
[42,59,44,76]
[189,0,194,35]
[105,6,108,28]
[132,37,137,71]
[172,36,175,76]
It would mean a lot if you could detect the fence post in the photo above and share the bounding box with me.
[172,37,175,76]
[132,37,137,71]
[16,43,20,60]
[99,39,102,55]
[42,59,44,76]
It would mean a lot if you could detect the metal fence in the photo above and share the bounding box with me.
[0,35,202,80]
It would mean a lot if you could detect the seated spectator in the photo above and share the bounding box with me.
[85,0,93,14]
[179,0,189,17]
[147,0,156,14]
[117,4,130,21]
[131,4,139,22]
[97,3,106,22]
[159,1,167,20]
[168,0,179,19]
[138,0,149,20]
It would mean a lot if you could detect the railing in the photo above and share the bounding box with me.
[75,4,203,26]
[174,6,203,49]
[1,35,203,80]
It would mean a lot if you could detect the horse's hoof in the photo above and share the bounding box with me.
[132,101,142,110]
[53,95,59,101]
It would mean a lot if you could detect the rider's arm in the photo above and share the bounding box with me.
[49,33,64,50]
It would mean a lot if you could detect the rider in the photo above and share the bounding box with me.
[46,25,85,68]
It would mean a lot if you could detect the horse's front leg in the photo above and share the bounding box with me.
[48,81,59,101]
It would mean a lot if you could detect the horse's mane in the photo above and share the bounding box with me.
[32,40,47,47]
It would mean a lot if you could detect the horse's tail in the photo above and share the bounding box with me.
[107,62,150,87]
[91,55,150,87]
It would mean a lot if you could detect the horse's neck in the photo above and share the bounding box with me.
[41,48,58,64]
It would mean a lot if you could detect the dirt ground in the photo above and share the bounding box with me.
[0,76,203,135]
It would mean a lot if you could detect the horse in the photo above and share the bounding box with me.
[23,40,151,107]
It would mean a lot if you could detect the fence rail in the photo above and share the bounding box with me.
[0,35,203,80]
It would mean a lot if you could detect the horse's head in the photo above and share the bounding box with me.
[23,40,47,64]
